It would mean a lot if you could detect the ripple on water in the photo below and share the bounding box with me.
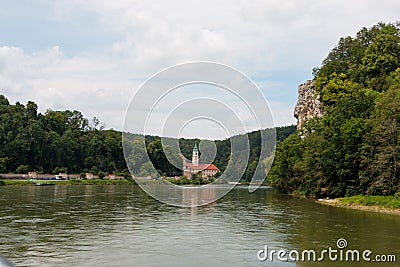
[0,185,399,267]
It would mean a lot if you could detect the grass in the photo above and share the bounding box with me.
[65,179,135,185]
[0,179,136,186]
[338,195,400,209]
[2,180,31,186]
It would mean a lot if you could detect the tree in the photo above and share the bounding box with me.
[269,22,400,198]
[26,101,38,123]
[98,171,105,179]
[268,134,304,194]
[0,157,9,173]
[16,165,29,174]
[318,73,357,104]
[53,167,67,174]
[361,26,400,83]
[146,139,180,176]
[44,110,66,136]
[138,162,156,178]
[361,85,400,195]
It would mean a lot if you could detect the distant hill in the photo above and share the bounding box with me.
[0,94,295,181]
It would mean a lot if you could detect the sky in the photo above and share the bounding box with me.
[1,1,400,138]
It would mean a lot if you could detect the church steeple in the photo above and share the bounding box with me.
[192,142,199,166]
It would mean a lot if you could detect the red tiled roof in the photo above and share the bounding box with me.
[184,163,219,171]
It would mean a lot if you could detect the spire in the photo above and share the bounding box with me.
[192,142,199,166]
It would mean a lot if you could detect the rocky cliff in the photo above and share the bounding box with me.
[294,80,324,129]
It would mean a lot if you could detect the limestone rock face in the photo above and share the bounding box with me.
[294,80,323,129]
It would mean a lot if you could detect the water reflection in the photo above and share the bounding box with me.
[0,185,399,267]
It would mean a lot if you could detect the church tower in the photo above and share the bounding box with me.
[192,142,199,167]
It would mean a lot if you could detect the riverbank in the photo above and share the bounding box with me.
[0,179,136,186]
[317,195,400,215]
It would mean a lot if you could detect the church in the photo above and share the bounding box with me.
[181,143,219,179]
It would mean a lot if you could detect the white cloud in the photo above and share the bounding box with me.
[1,0,400,135]
[0,45,136,129]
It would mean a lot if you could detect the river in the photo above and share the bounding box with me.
[0,185,399,267]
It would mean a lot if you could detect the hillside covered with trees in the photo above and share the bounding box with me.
[268,22,400,197]
[0,97,127,176]
[0,94,295,180]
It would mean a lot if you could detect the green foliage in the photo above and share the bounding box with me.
[138,162,156,177]
[169,176,189,185]
[146,139,180,176]
[318,73,357,104]
[360,84,400,195]
[315,22,400,95]
[169,175,215,185]
[339,195,400,209]
[66,179,133,185]
[0,91,295,184]
[124,125,295,180]
[2,180,31,186]
[0,158,9,173]
[271,22,400,198]
[361,28,400,81]
[179,176,189,185]
[53,166,68,174]
[268,134,304,194]
[98,171,105,180]
[0,96,128,175]
[191,173,204,185]
[16,165,30,174]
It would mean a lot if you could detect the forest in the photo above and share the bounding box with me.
[268,22,400,197]
[0,98,127,177]
[124,125,294,180]
[0,94,295,181]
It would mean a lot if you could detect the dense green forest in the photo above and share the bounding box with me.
[124,125,295,180]
[0,96,127,176]
[0,94,295,180]
[268,22,400,197]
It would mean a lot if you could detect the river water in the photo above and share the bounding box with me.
[0,185,399,267]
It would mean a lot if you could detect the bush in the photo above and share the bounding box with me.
[0,180,5,186]
[117,170,132,180]
[98,171,105,180]
[16,165,29,174]
[90,166,99,175]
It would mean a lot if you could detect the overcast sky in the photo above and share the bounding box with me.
[1,1,400,138]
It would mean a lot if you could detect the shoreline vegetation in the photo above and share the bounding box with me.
[0,177,257,187]
[0,23,399,218]
[317,195,400,215]
[0,179,136,186]
[267,22,400,209]
[0,89,295,184]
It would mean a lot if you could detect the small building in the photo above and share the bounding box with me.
[28,172,37,179]
[180,143,219,179]
[68,174,81,180]
[106,173,124,180]
[86,173,94,180]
